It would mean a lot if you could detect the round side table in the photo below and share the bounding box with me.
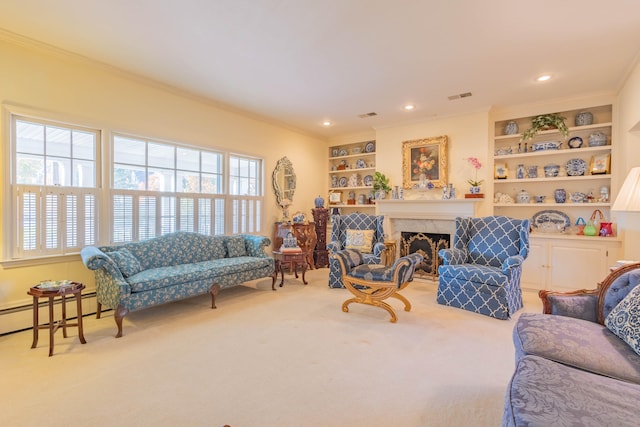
[28,281,86,357]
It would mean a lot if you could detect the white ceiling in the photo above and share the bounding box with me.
[1,0,640,139]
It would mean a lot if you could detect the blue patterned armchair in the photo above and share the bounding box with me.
[437,216,530,319]
[327,212,386,288]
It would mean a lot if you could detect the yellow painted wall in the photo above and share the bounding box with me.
[374,111,493,217]
[0,34,326,322]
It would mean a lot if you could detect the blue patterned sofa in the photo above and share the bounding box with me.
[81,231,274,337]
[503,262,640,426]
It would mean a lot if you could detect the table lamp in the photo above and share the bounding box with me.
[612,167,640,260]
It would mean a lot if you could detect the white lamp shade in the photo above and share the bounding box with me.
[612,167,640,212]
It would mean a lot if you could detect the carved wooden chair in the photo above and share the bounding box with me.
[331,249,423,322]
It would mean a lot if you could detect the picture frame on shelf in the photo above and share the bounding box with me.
[495,162,508,179]
[590,153,611,175]
[329,192,342,204]
[401,135,448,188]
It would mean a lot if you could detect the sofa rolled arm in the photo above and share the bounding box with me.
[539,289,599,323]
[80,245,112,270]
[242,234,271,257]
[439,247,467,265]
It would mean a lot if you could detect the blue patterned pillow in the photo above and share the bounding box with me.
[226,236,247,257]
[605,284,640,356]
[109,248,142,278]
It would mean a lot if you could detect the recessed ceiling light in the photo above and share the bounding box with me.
[404,104,415,111]
[322,120,332,127]
[536,74,552,82]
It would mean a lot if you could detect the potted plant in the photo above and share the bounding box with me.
[373,171,392,199]
[521,113,569,141]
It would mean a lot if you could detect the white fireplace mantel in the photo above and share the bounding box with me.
[375,199,479,220]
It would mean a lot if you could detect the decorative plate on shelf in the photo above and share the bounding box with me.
[532,210,570,232]
[339,177,348,187]
[356,159,367,169]
[364,141,375,153]
[363,175,373,186]
[565,158,587,176]
[338,149,348,156]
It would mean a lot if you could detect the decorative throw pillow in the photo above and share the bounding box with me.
[109,248,142,278]
[226,236,247,257]
[345,229,374,254]
[605,284,640,356]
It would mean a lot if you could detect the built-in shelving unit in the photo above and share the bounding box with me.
[492,104,621,291]
[327,140,377,213]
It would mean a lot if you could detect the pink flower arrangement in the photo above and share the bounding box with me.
[466,157,483,187]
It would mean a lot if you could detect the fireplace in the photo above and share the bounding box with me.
[400,232,450,278]
[375,199,479,278]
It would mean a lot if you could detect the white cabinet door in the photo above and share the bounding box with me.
[521,241,547,291]
[548,242,605,290]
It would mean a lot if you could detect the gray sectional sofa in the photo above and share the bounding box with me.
[81,231,274,337]
[502,262,640,426]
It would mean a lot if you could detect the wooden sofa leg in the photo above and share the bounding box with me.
[209,284,221,309]
[96,302,102,319]
[114,305,128,338]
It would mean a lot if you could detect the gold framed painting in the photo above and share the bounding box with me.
[402,135,448,188]
[495,162,508,179]
[590,153,610,175]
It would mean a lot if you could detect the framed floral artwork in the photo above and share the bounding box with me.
[590,153,611,175]
[329,192,342,204]
[402,135,448,188]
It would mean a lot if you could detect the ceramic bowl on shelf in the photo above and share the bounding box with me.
[568,136,583,149]
[543,164,560,177]
[531,141,562,151]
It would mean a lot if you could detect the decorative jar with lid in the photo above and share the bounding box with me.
[516,189,531,204]
[575,111,593,126]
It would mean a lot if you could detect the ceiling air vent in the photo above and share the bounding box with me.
[358,112,378,118]
[448,92,473,100]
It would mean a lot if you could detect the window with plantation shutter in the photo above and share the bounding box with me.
[111,135,262,243]
[7,115,99,259]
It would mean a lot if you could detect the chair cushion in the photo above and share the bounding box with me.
[345,229,374,253]
[514,313,640,384]
[128,257,272,292]
[503,355,640,427]
[606,284,640,356]
[225,236,247,257]
[438,264,507,288]
[349,264,393,282]
[109,248,142,278]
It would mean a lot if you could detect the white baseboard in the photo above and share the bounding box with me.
[0,294,99,335]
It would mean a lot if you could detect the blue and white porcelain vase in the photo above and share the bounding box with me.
[314,195,325,208]
[504,121,519,135]
[575,111,593,126]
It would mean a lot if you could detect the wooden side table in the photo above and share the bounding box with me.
[272,250,309,289]
[273,222,317,269]
[28,281,86,356]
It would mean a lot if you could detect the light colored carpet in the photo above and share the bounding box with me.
[0,268,541,427]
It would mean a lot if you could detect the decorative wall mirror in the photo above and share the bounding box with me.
[272,156,296,207]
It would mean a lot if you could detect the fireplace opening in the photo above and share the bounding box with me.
[400,232,450,279]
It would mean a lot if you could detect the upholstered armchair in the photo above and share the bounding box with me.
[327,212,386,288]
[436,216,530,319]
[331,249,424,322]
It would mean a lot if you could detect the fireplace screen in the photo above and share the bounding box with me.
[400,232,450,278]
